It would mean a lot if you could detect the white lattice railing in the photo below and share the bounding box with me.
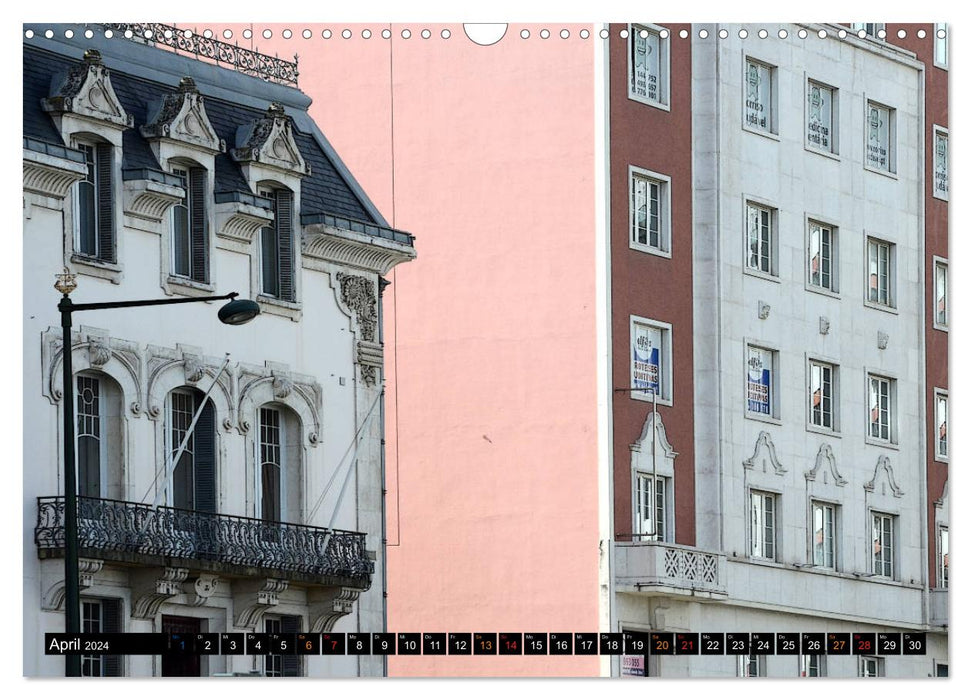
[614,541,726,596]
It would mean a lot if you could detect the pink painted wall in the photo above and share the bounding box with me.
[225,23,601,675]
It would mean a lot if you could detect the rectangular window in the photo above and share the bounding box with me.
[935,390,948,460]
[76,375,102,499]
[811,501,837,569]
[934,23,948,69]
[172,166,208,282]
[260,407,282,522]
[75,141,114,262]
[629,24,668,107]
[738,653,764,677]
[630,318,672,402]
[939,527,949,588]
[868,374,894,442]
[264,615,301,676]
[872,512,895,578]
[800,654,826,677]
[809,360,836,431]
[806,81,837,154]
[746,202,776,275]
[935,259,948,329]
[634,474,666,541]
[860,656,884,677]
[744,59,775,134]
[866,238,894,308]
[865,101,895,173]
[851,23,885,38]
[630,168,670,254]
[746,345,776,418]
[934,127,948,199]
[808,221,837,293]
[81,599,121,676]
[260,188,295,302]
[750,490,776,560]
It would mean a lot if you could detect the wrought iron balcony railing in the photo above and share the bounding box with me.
[35,496,372,588]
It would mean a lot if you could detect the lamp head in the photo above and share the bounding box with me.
[218,297,260,325]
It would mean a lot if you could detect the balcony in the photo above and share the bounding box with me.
[35,496,373,589]
[930,588,948,628]
[613,540,727,599]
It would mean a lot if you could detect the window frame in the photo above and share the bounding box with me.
[932,125,949,201]
[810,500,838,571]
[800,653,826,677]
[169,162,210,285]
[934,388,948,462]
[807,357,839,435]
[934,23,948,70]
[629,315,674,406]
[632,472,670,542]
[863,98,896,176]
[69,136,119,274]
[864,235,896,312]
[627,23,671,110]
[744,198,779,280]
[851,23,886,39]
[258,405,286,523]
[742,56,778,138]
[258,183,298,305]
[805,77,839,157]
[859,656,885,677]
[865,371,897,446]
[933,256,948,331]
[738,653,766,677]
[749,489,778,562]
[744,341,780,424]
[76,373,107,499]
[870,511,897,580]
[805,218,839,297]
[938,526,949,589]
[628,166,672,257]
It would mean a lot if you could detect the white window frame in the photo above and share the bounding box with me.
[805,78,839,157]
[934,388,948,462]
[632,472,670,542]
[933,125,949,200]
[737,653,765,677]
[870,511,896,579]
[800,653,826,677]
[851,23,886,39]
[627,23,670,110]
[810,500,838,570]
[742,57,778,138]
[865,371,897,446]
[744,342,780,423]
[630,315,673,405]
[933,256,948,331]
[934,23,948,70]
[807,357,839,434]
[749,489,778,561]
[257,406,287,523]
[859,656,885,677]
[76,373,108,499]
[938,526,949,589]
[628,166,672,257]
[864,98,896,176]
[806,218,839,296]
[864,236,896,312]
[744,198,779,280]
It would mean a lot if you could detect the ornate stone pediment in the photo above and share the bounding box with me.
[42,49,132,129]
[141,77,225,154]
[231,103,310,177]
[863,454,904,498]
[805,443,847,486]
[742,431,786,475]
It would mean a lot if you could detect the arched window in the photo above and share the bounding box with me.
[75,372,124,500]
[168,388,217,513]
[257,404,302,523]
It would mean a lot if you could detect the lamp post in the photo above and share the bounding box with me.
[54,269,259,676]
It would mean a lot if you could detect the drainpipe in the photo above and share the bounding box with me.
[378,275,391,678]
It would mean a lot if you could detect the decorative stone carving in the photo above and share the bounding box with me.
[805,443,847,486]
[42,558,104,611]
[819,316,830,335]
[742,431,786,475]
[42,49,133,128]
[231,103,310,177]
[42,327,142,411]
[214,199,273,251]
[185,574,220,607]
[864,454,905,498]
[303,220,417,276]
[336,273,377,342]
[233,578,289,629]
[758,301,771,320]
[308,587,363,633]
[236,364,322,446]
[87,337,111,367]
[141,77,225,153]
[183,354,206,384]
[877,331,889,349]
[630,410,679,460]
[131,567,190,619]
[122,178,183,232]
[272,373,294,399]
[23,147,88,199]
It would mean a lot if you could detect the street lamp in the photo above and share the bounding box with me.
[54,269,259,676]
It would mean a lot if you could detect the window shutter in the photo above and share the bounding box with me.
[189,167,208,283]
[193,397,217,514]
[102,599,123,676]
[281,615,301,676]
[95,143,114,263]
[276,190,294,302]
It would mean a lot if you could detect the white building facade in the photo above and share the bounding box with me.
[23,24,414,677]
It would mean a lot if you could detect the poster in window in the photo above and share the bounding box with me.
[747,347,771,415]
[631,29,660,102]
[866,105,890,170]
[622,654,645,676]
[632,324,661,396]
[934,132,948,196]
[807,83,832,151]
[745,61,769,130]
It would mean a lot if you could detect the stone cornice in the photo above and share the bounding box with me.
[303,222,417,275]
[22,147,88,199]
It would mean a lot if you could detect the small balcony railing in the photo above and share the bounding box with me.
[613,539,727,598]
[35,496,372,588]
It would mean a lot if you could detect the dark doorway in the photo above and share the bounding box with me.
[161,615,202,677]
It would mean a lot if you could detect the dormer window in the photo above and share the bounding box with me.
[171,165,209,283]
[75,140,114,263]
[259,186,295,302]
